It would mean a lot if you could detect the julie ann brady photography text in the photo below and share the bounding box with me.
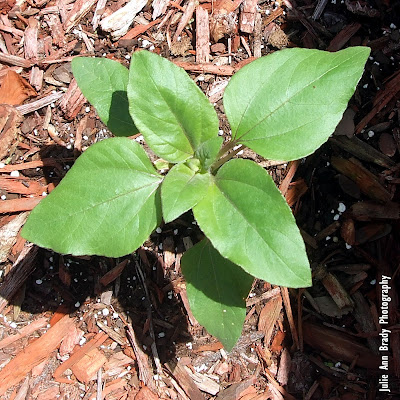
[378,275,392,393]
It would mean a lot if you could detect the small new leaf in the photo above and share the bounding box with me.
[71,57,137,137]
[182,239,253,351]
[193,159,311,288]
[22,138,162,257]
[224,46,370,161]
[195,136,223,170]
[161,163,211,223]
[127,51,220,163]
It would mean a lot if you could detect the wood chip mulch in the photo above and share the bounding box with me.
[0,0,400,399]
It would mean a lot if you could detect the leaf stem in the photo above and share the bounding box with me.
[211,144,246,173]
[217,140,237,159]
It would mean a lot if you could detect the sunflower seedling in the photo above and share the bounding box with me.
[22,47,370,350]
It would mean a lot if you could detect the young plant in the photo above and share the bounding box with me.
[22,47,370,350]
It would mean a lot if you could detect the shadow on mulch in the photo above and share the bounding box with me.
[6,143,198,365]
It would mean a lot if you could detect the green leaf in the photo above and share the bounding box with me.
[195,136,223,170]
[193,159,311,288]
[21,138,162,257]
[161,163,211,223]
[181,239,253,351]
[224,47,370,161]
[71,57,138,137]
[127,50,220,163]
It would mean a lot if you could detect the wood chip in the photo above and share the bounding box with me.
[0,158,63,173]
[195,6,210,63]
[100,259,129,287]
[350,201,400,220]
[276,348,291,386]
[270,329,285,352]
[258,294,282,345]
[216,377,255,399]
[104,351,135,376]
[314,265,354,309]
[0,104,22,160]
[207,79,229,103]
[327,22,361,51]
[119,18,161,41]
[0,70,36,105]
[92,0,107,30]
[286,179,308,208]
[0,315,74,395]
[100,0,147,40]
[43,14,66,47]
[352,290,379,354]
[0,243,37,313]
[340,218,356,245]
[184,365,220,395]
[253,12,262,58]
[0,177,47,196]
[166,361,204,400]
[173,0,198,42]
[152,0,169,19]
[16,91,64,115]
[331,156,392,203]
[124,321,155,389]
[355,222,391,244]
[239,0,258,33]
[29,66,44,91]
[315,221,341,241]
[13,376,30,400]
[303,322,381,369]
[0,212,28,263]
[102,378,127,398]
[313,296,352,317]
[59,325,85,357]
[24,17,39,59]
[63,0,98,33]
[174,61,235,75]
[180,285,199,326]
[378,132,397,157]
[330,135,395,168]
[0,52,32,68]
[281,286,299,350]
[246,287,281,307]
[0,316,48,350]
[71,347,107,383]
[279,160,300,197]
[96,320,127,346]
[59,78,85,120]
[0,197,41,214]
[355,69,400,134]
[264,368,295,400]
[210,10,236,42]
[53,332,108,379]
[35,385,60,399]
[134,386,159,400]
[163,236,175,269]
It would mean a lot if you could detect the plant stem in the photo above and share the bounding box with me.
[211,144,245,173]
[216,139,237,159]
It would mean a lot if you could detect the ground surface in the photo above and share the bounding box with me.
[0,0,399,399]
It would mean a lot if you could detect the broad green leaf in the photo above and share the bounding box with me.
[127,50,220,163]
[71,57,137,137]
[161,163,211,223]
[224,47,370,161]
[22,138,162,257]
[193,159,311,288]
[181,239,253,350]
